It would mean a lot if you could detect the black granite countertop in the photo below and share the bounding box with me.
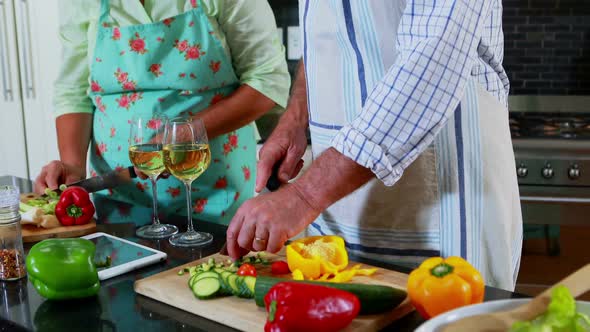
[0,176,526,332]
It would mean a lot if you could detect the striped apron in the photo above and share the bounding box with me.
[300,0,523,290]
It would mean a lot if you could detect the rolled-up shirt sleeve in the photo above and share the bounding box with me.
[53,0,94,117]
[331,0,491,186]
[217,0,290,108]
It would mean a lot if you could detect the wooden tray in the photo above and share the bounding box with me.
[134,252,414,332]
[20,193,97,243]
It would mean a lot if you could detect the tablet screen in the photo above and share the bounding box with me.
[88,235,157,271]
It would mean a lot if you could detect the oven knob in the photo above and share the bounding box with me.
[542,164,554,179]
[568,165,581,179]
[516,164,528,178]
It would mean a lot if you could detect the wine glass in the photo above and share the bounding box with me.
[163,117,213,247]
[128,115,178,239]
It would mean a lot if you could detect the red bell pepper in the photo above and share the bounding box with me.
[264,282,360,332]
[54,187,95,226]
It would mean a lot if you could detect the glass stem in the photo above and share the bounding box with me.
[184,181,194,233]
[150,176,160,225]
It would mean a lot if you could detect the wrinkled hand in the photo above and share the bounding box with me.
[34,160,85,194]
[226,184,320,260]
[255,118,308,192]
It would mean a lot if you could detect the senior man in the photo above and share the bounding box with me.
[226,0,522,290]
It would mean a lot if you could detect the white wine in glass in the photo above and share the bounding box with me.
[163,117,213,247]
[129,116,178,239]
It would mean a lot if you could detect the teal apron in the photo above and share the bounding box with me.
[88,0,256,226]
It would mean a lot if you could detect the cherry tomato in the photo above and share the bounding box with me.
[237,263,257,277]
[271,261,290,275]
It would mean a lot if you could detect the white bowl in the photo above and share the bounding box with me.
[415,299,590,332]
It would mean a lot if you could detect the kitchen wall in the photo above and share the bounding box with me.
[503,0,590,95]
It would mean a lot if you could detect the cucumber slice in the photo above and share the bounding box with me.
[218,274,232,295]
[242,276,256,298]
[188,275,198,288]
[194,271,219,282]
[192,277,221,300]
[227,274,240,295]
[237,276,256,298]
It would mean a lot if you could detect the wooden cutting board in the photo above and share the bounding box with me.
[134,253,414,332]
[20,193,97,243]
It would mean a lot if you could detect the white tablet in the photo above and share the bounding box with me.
[81,232,167,280]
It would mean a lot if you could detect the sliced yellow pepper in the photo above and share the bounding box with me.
[292,269,305,280]
[286,235,348,280]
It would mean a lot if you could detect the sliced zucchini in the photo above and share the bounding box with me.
[192,277,221,300]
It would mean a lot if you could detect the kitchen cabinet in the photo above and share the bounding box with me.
[0,0,60,180]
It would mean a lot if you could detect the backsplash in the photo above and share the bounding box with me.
[503,0,590,95]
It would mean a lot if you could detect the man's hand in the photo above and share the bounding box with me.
[226,184,321,260]
[34,160,86,194]
[256,60,309,192]
[255,117,307,192]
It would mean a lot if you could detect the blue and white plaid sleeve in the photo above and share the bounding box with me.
[331,0,492,186]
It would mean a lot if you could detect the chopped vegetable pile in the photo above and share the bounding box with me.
[20,187,63,215]
[178,254,269,300]
[19,187,67,229]
[510,285,590,332]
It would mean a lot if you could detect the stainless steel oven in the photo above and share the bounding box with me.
[509,96,590,227]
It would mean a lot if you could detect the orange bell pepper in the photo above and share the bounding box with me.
[407,256,485,319]
[286,236,349,280]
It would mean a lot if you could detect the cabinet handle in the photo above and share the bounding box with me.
[18,0,34,99]
[0,0,14,102]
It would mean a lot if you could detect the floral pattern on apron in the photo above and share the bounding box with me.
[88,0,256,226]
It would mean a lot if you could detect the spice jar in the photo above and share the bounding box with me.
[0,185,26,281]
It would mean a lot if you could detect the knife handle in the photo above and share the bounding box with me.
[265,163,281,192]
[127,166,137,179]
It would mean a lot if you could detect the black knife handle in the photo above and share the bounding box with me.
[265,163,281,192]
[127,166,137,179]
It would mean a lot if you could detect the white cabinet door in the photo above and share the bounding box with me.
[0,0,29,179]
[14,0,60,179]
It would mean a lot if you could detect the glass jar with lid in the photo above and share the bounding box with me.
[0,185,26,281]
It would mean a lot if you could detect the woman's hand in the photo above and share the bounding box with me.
[34,160,85,194]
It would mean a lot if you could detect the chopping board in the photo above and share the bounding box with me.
[134,252,414,332]
[20,193,97,243]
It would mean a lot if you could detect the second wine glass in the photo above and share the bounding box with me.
[129,115,178,239]
[163,117,213,247]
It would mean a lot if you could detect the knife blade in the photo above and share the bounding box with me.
[44,166,137,196]
[219,164,281,256]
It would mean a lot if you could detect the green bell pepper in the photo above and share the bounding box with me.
[26,238,109,300]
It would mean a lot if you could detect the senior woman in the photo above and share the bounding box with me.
[35,0,289,226]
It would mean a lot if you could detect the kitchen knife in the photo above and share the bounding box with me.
[219,164,281,256]
[44,166,137,196]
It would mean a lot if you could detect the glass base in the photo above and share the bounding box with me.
[136,224,178,239]
[169,231,213,248]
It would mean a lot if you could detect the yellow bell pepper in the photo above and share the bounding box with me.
[407,256,485,319]
[286,236,349,280]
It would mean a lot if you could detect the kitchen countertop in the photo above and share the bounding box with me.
[0,176,526,332]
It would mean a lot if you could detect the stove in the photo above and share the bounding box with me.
[508,96,590,226]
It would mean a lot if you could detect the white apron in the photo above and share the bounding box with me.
[300,0,523,290]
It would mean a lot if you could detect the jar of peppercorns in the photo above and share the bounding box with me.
[0,185,26,281]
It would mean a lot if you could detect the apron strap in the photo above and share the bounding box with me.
[99,0,110,24]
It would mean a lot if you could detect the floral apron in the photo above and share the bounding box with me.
[88,0,255,226]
